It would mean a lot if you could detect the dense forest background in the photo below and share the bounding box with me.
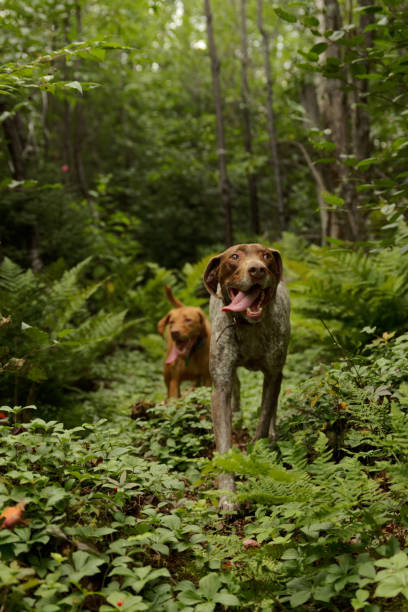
[1,1,408,611]
[2,0,407,270]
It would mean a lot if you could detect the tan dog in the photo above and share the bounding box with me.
[158,285,211,399]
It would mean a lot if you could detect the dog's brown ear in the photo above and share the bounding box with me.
[203,255,222,297]
[157,313,170,335]
[267,249,283,281]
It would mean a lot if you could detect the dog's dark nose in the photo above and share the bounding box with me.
[171,330,181,340]
[248,265,266,279]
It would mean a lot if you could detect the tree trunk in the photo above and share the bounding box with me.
[63,13,75,178]
[0,103,26,181]
[74,2,89,198]
[314,0,368,241]
[240,0,260,235]
[41,91,51,161]
[352,0,373,162]
[1,102,43,270]
[256,0,285,235]
[204,0,233,246]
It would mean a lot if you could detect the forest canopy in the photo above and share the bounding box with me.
[1,0,407,269]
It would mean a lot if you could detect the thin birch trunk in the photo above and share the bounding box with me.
[204,0,233,246]
[74,2,89,198]
[240,0,260,235]
[257,0,285,235]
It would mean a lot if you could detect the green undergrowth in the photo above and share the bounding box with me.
[206,331,408,610]
[0,382,232,611]
[2,331,408,610]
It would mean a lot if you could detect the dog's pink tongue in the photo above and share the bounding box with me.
[166,344,180,365]
[222,287,261,313]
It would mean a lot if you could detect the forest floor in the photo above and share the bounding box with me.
[2,336,408,611]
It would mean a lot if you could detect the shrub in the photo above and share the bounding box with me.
[0,257,128,408]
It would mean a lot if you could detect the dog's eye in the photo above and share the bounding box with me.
[263,252,272,261]
[184,317,192,323]
[231,253,239,260]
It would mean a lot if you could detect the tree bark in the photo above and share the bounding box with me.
[257,0,285,235]
[0,103,26,181]
[204,0,233,246]
[1,102,43,270]
[352,0,373,162]
[319,0,348,239]
[313,0,371,241]
[239,0,260,235]
[63,13,75,178]
[74,2,89,198]
[295,142,329,244]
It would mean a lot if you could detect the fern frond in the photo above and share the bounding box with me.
[45,281,102,332]
[0,257,37,312]
[65,309,128,352]
[178,254,212,306]
[45,256,92,305]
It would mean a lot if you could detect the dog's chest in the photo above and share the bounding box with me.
[233,317,284,370]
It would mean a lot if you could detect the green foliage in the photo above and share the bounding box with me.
[0,257,128,407]
[287,240,408,351]
[1,294,408,611]
[1,1,408,610]
[0,411,200,610]
[176,255,213,307]
[0,39,115,97]
[202,330,408,610]
[128,257,210,339]
[0,355,220,612]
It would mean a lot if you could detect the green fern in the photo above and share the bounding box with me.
[289,244,408,350]
[177,253,213,306]
[132,263,176,333]
[0,257,132,406]
[43,257,100,331]
[67,310,128,352]
[0,257,37,313]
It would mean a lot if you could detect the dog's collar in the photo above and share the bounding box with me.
[216,312,260,345]
[224,308,261,327]
[230,312,255,326]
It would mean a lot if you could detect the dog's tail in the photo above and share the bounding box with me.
[165,284,184,308]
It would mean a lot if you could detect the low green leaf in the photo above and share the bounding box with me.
[322,191,345,207]
[274,8,297,23]
[214,591,240,606]
[290,589,311,607]
[311,42,329,54]
[65,81,83,94]
[178,589,202,605]
[303,16,320,28]
[199,573,221,599]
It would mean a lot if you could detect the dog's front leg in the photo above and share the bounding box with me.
[211,382,236,510]
[253,370,283,441]
[210,354,237,511]
[165,369,180,399]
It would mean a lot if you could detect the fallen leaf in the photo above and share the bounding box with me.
[242,538,260,549]
[0,501,26,529]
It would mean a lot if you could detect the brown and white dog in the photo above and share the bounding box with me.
[203,243,290,510]
[158,285,211,399]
